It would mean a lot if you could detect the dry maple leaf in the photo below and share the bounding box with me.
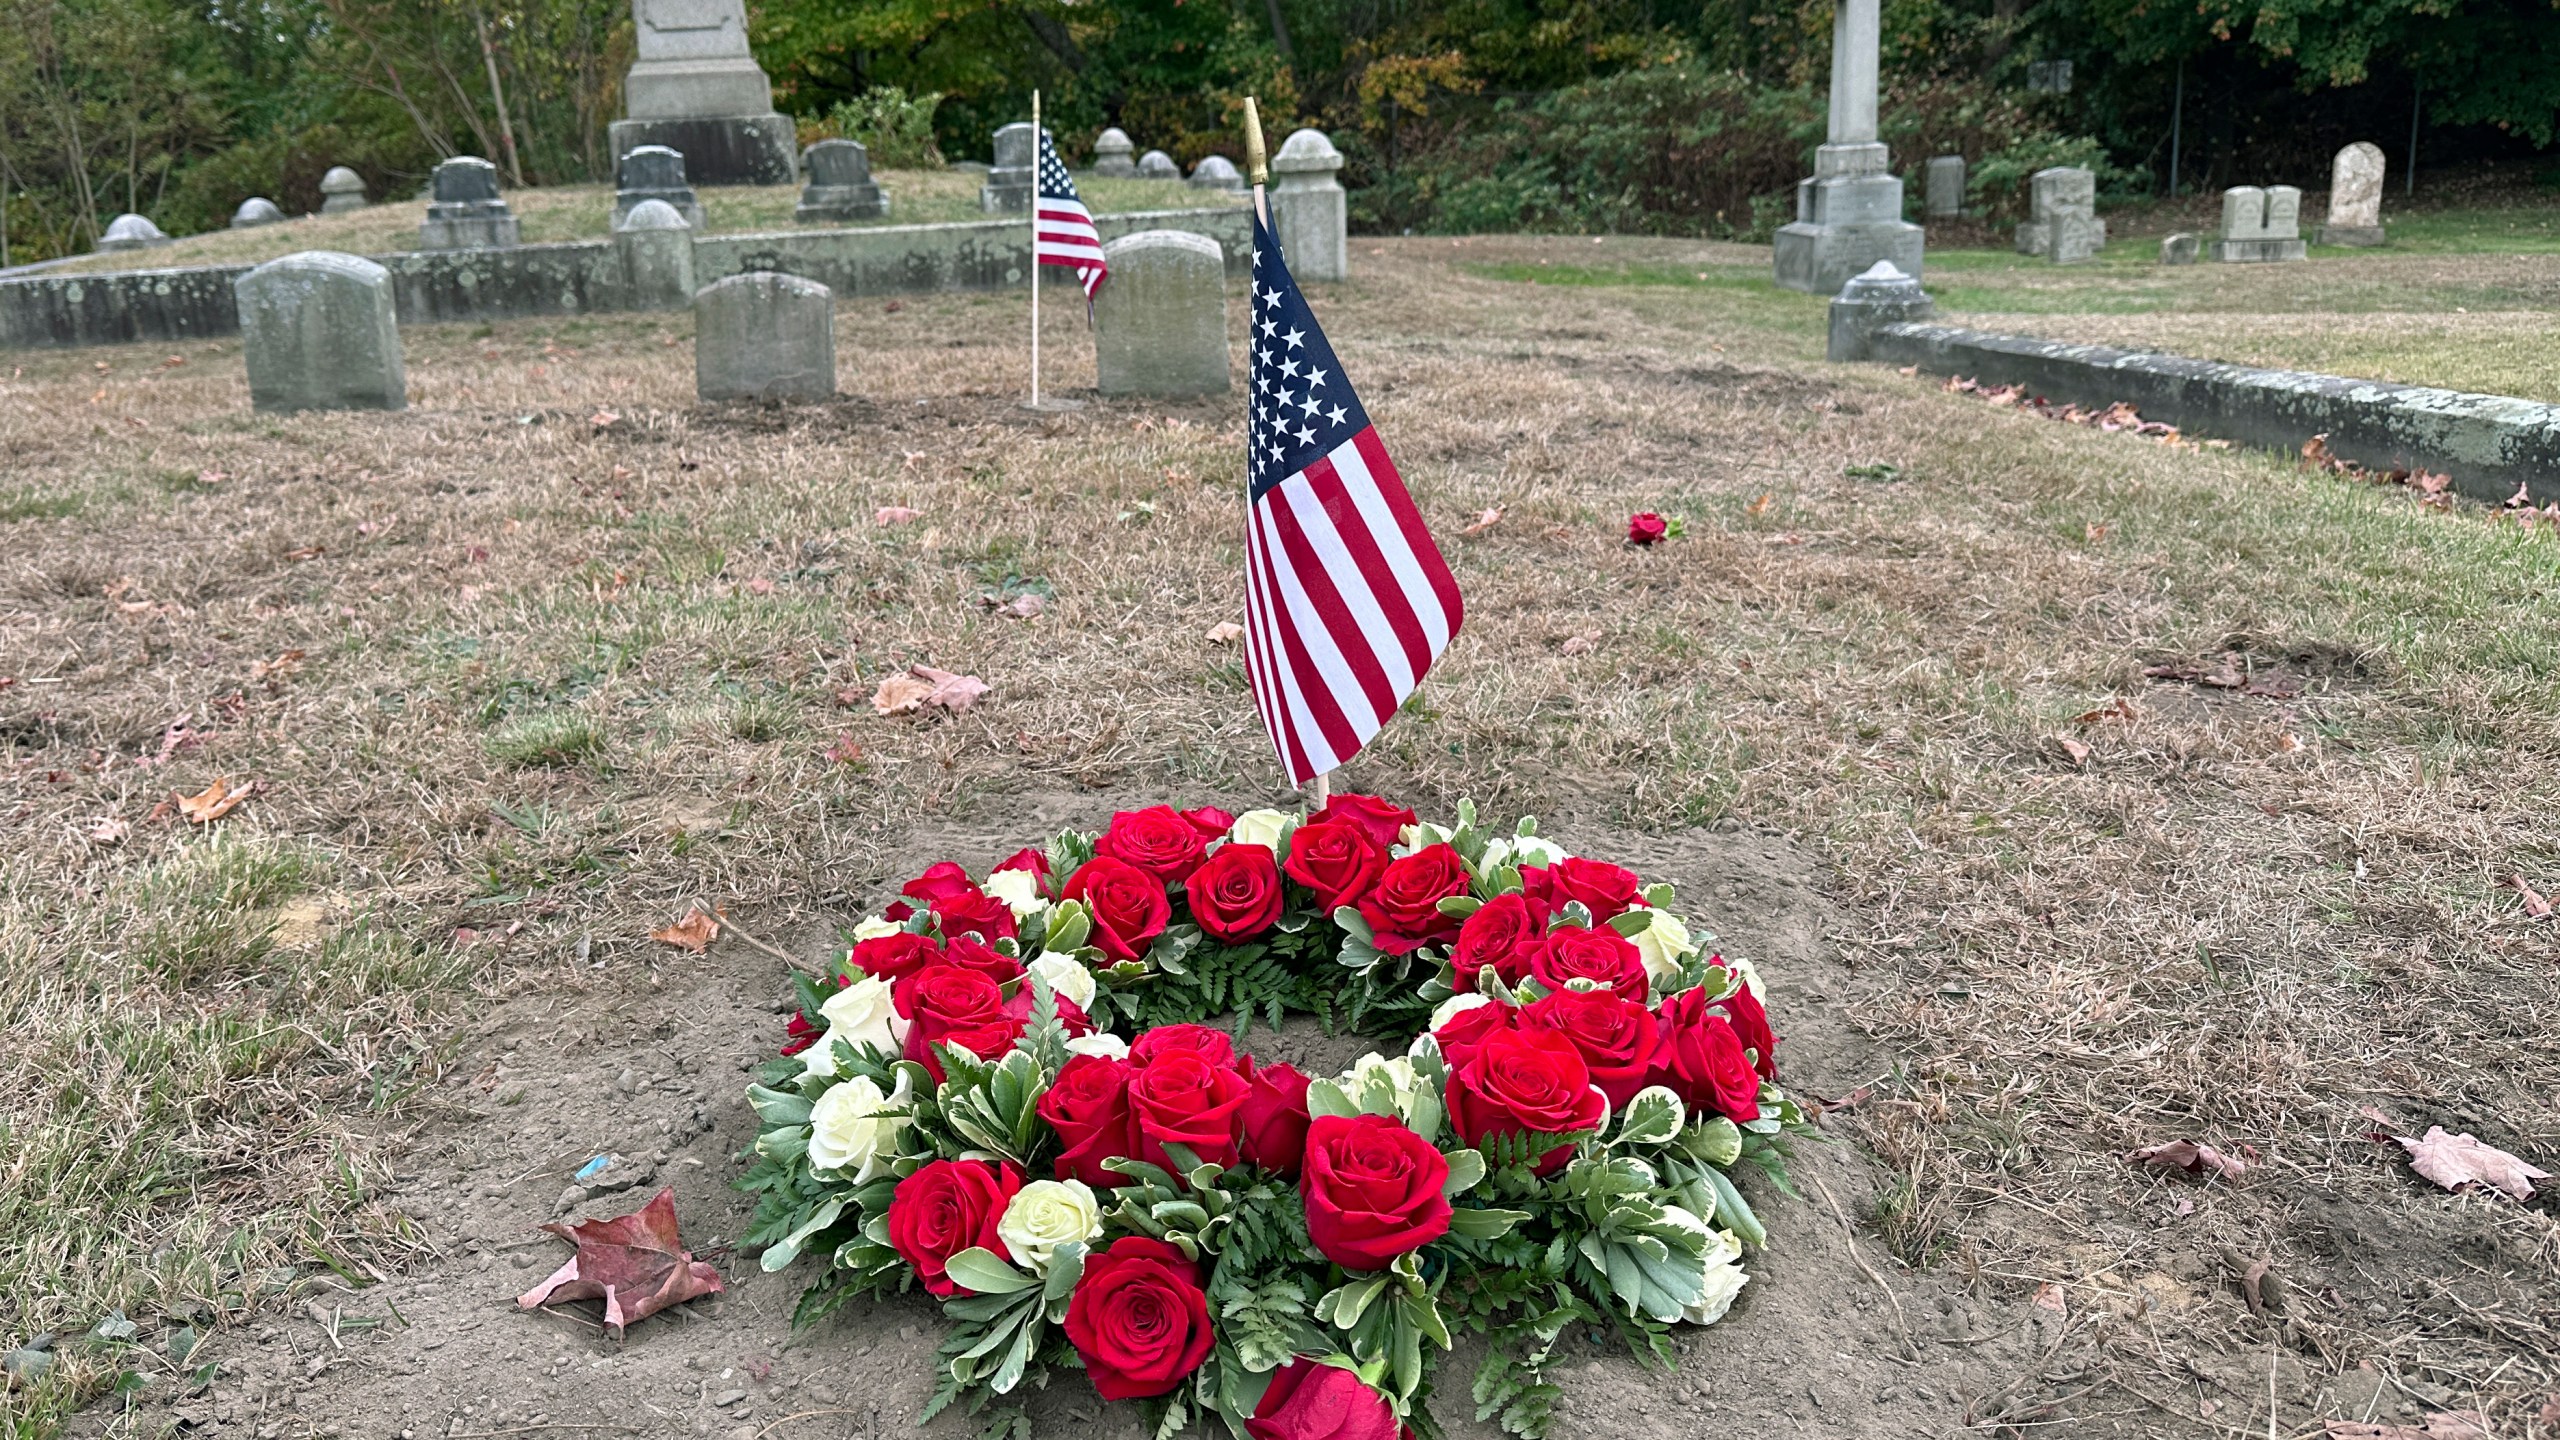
[999,593,1045,619]
[517,1188,724,1337]
[589,409,620,429]
[1206,621,1245,646]
[2322,1413,2490,1440]
[913,666,988,712]
[2071,697,2138,727]
[2126,1139,2247,1183]
[2396,1126,2548,1201]
[875,506,923,526]
[2502,874,2554,920]
[87,817,130,846]
[2049,736,2092,768]
[1560,629,1601,656]
[1745,493,1774,517]
[650,908,720,953]
[1461,506,1505,536]
[250,649,306,682]
[872,673,934,715]
[824,734,864,766]
[175,777,252,824]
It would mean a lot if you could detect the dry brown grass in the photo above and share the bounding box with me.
[3,233,2558,1435]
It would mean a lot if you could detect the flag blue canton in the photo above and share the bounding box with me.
[1248,212,1370,502]
[1036,133,1080,204]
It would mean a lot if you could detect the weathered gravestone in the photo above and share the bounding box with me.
[1924,156,1965,219]
[1189,156,1244,192]
[235,251,405,412]
[1092,128,1137,178]
[1270,129,1347,283]
[96,214,171,253]
[2013,166,2104,263]
[1773,0,1924,293]
[695,272,834,402]
[2316,142,2386,246]
[981,124,1035,213]
[319,166,368,214]
[1825,260,1934,362]
[611,0,796,185]
[2210,185,2306,263]
[797,140,888,222]
[616,199,696,307]
[417,157,521,250]
[614,145,705,230]
[231,197,286,229]
[1092,230,1228,398]
[1136,150,1182,181]
[2159,232,2200,266]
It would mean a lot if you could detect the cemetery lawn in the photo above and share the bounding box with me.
[4,232,2558,1436]
[39,169,1245,276]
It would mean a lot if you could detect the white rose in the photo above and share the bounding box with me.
[1482,834,1570,871]
[1397,822,1453,854]
[1343,1052,1424,1113]
[1430,992,1495,1031]
[1065,1032,1130,1060]
[850,916,902,942]
[1027,951,1097,1012]
[983,866,1047,917]
[1709,953,1763,1001]
[807,1071,911,1181]
[1227,809,1291,850]
[995,1179,1103,1275]
[1678,1222,1750,1326]
[1626,908,1697,989]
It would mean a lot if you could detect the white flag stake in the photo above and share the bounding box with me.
[1029,89,1042,409]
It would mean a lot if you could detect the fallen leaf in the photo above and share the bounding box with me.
[2030,1282,2066,1315]
[1461,506,1505,536]
[745,577,776,595]
[2396,1126,2548,1200]
[824,734,863,766]
[2501,874,2554,920]
[2071,697,2138,727]
[195,468,227,486]
[912,666,988,712]
[1205,621,1245,646]
[650,908,719,953]
[87,817,129,845]
[1745,493,1773,517]
[611,464,634,481]
[871,673,934,715]
[160,354,186,369]
[2126,1139,2247,1183]
[516,1188,724,1337]
[2084,522,2110,542]
[1560,629,1601,656]
[250,649,306,683]
[175,777,253,824]
[2322,1412,2490,1440]
[875,506,923,526]
[589,409,620,429]
[2050,736,2092,767]
[832,686,866,707]
[2237,1255,2276,1315]
[987,593,1044,619]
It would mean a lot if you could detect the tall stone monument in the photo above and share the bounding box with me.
[1270,128,1348,283]
[2013,166,2103,263]
[1773,0,1923,294]
[2316,142,2386,246]
[2210,186,2305,263]
[417,157,520,250]
[610,0,795,187]
[981,123,1034,213]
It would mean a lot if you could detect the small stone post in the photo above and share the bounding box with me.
[1136,150,1182,180]
[318,167,368,214]
[1092,128,1138,178]
[616,199,696,308]
[1188,156,1244,192]
[231,198,285,229]
[1092,230,1229,397]
[1269,129,1348,283]
[96,215,171,252]
[234,251,406,412]
[1825,261,1933,362]
[694,271,835,402]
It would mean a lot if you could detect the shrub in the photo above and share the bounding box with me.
[814,87,946,169]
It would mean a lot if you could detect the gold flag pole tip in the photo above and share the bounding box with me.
[1243,98,1269,189]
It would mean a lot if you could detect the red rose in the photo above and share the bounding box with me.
[1449,892,1548,991]
[780,1010,821,1057]
[1430,1000,1515,1072]
[1707,968,1779,1079]
[1130,1023,1238,1070]
[1185,842,1284,942]
[1037,1053,1139,1188]
[1127,1050,1250,1172]
[849,931,939,983]
[1545,858,1641,922]
[1237,1058,1312,1176]
[886,1158,1021,1297]
[1526,926,1649,1002]
[1281,821,1389,914]
[1300,1113,1452,1270]
[1095,806,1209,883]
[992,846,1052,883]
[1179,806,1236,836]
[1519,988,1658,1108]
[931,888,1018,945]
[939,934,1028,988]
[1309,793,1417,848]
[1063,1236,1214,1401]
[895,964,1023,1080]
[1444,1026,1605,1175]
[900,860,977,908]
[1064,856,1173,962]
[1355,843,1472,955]
[1647,988,1762,1122]
[1627,512,1667,546]
[1247,1359,1404,1440]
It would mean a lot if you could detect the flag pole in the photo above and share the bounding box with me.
[1029,89,1042,410]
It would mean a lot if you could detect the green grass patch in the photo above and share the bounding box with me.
[484,711,604,767]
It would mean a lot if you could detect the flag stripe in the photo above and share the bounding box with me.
[1256,486,1380,751]
[1264,469,1405,726]
[1248,501,1354,772]
[1033,131,1109,300]
[1351,427,1465,638]
[1305,446,1438,684]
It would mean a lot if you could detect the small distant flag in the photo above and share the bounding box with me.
[1034,129,1108,300]
[1242,211,1463,786]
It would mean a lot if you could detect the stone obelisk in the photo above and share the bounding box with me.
[608,0,796,187]
[1773,0,1924,295]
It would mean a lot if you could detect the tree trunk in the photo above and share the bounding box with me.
[475,9,524,185]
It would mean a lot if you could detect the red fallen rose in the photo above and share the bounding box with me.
[1179,805,1236,836]
[1648,988,1762,1122]
[1627,512,1668,546]
[900,860,978,908]
[1127,1050,1250,1171]
[1519,987,1658,1108]
[1186,841,1284,942]
[1095,805,1209,883]
[1526,925,1650,1002]
[1310,793,1417,848]
[1545,857,1641,921]
[1280,820,1390,914]
[931,887,1017,945]
[1445,1026,1606,1175]
[1064,1236,1214,1401]
[1709,969,1779,1079]
[780,1009,822,1057]
[895,964,1023,1080]
[1356,843,1472,955]
[1430,1000,1515,1071]
[1129,1023,1238,1069]
[886,1157,1021,1297]
[849,931,940,983]
[1064,856,1172,962]
[1237,1058,1312,1176]
[1036,1053,1139,1188]
[1449,892,1549,991]
[1300,1113,1452,1270]
[1247,1358,1405,1440]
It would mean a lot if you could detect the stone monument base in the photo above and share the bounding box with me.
[2209,237,2307,263]
[2015,217,2105,263]
[2315,224,2385,247]
[798,186,888,223]
[419,214,521,250]
[609,115,795,188]
[1774,165,1924,295]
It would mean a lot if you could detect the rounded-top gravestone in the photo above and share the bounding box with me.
[96,214,172,252]
[2316,142,2387,247]
[1092,229,1229,398]
[419,156,521,250]
[231,197,286,229]
[615,200,696,307]
[1092,127,1137,178]
[1136,149,1181,180]
[797,139,888,223]
[694,271,835,403]
[234,250,406,413]
[319,166,368,214]
[1269,128,1347,283]
[1188,155,1243,191]
[614,144,706,230]
[1824,259,1933,363]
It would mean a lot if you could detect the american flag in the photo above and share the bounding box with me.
[1034,129,1108,299]
[1243,210,1462,786]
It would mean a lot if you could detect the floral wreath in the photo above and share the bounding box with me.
[741,795,1807,1440]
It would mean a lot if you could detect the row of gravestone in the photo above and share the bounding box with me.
[226,228,1237,413]
[1920,141,2391,268]
[96,167,380,252]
